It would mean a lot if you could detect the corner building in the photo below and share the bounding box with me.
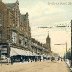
[0,0,31,51]
[0,0,51,58]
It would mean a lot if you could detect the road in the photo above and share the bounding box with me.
[0,60,70,72]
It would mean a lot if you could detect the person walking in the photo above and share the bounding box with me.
[10,57,13,65]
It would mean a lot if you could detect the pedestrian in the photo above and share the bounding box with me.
[7,57,10,65]
[10,57,13,65]
[61,57,63,61]
[57,57,60,61]
[51,57,55,62]
[40,58,41,62]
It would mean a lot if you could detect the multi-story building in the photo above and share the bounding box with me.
[0,0,8,43]
[0,0,31,57]
[31,38,50,56]
[0,0,51,58]
[0,0,31,44]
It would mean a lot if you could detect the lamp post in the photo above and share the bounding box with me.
[0,49,1,59]
[54,42,67,59]
[71,20,72,67]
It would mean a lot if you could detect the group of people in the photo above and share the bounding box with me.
[51,56,63,62]
[5,56,64,65]
[6,55,44,65]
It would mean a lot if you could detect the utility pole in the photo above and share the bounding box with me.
[0,50,1,59]
[71,20,72,67]
[66,42,67,59]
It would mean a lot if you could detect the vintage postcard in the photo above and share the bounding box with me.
[0,0,71,72]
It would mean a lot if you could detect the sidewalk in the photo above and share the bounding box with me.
[65,59,72,72]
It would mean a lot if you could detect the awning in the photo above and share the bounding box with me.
[10,47,28,56]
[10,47,39,56]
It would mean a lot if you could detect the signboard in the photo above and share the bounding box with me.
[1,50,7,53]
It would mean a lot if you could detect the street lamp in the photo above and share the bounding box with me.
[0,48,1,59]
[71,20,72,67]
[54,42,67,59]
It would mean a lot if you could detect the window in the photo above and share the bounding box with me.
[19,35,24,46]
[12,32,17,43]
[0,18,1,20]
[0,34,1,39]
[0,24,2,27]
[24,38,28,46]
[0,12,3,27]
[0,13,2,16]
[0,32,2,39]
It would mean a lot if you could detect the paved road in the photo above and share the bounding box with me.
[0,61,70,72]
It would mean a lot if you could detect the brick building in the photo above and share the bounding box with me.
[0,0,31,52]
[0,0,51,58]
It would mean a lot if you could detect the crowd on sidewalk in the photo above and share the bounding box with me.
[0,56,65,65]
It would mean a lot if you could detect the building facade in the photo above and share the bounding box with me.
[0,0,32,57]
[31,38,49,56]
[0,0,51,58]
[0,0,31,46]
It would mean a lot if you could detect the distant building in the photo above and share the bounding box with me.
[31,38,49,56]
[46,33,51,52]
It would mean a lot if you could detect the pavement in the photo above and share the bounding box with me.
[0,60,70,72]
[65,59,72,72]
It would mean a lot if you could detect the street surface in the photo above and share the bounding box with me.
[0,60,70,72]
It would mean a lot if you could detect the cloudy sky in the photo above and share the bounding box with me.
[2,0,71,56]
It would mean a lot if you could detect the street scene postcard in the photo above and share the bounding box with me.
[0,0,72,72]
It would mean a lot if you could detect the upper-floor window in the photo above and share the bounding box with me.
[0,13,1,19]
[12,32,17,43]
[0,12,2,16]
[0,12,3,27]
[0,31,2,39]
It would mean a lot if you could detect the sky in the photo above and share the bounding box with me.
[2,0,71,56]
